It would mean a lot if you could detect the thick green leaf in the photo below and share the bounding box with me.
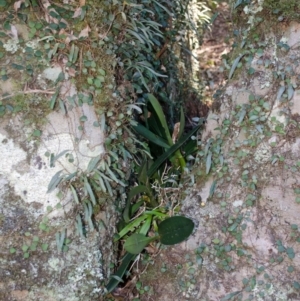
[84,176,96,205]
[124,233,157,254]
[147,124,201,178]
[147,94,173,145]
[47,170,63,193]
[106,252,136,293]
[158,216,194,245]
[133,123,170,148]
[87,155,101,173]
[70,185,79,204]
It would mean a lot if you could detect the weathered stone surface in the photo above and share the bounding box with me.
[176,21,300,301]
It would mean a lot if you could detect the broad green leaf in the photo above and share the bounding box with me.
[124,233,157,254]
[147,124,201,178]
[228,54,244,79]
[106,252,136,293]
[158,216,194,245]
[132,123,170,148]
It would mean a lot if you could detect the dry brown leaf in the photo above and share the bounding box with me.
[73,7,82,18]
[65,33,78,44]
[67,68,76,77]
[79,0,85,6]
[10,25,19,40]
[14,0,24,11]
[78,25,90,39]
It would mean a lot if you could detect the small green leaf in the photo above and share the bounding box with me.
[41,243,49,251]
[293,281,300,290]
[212,238,220,244]
[33,236,39,242]
[9,247,16,254]
[286,247,295,259]
[32,129,41,137]
[287,266,294,273]
[22,245,29,252]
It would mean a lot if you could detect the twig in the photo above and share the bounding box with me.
[0,89,55,101]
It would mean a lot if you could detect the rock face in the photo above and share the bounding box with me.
[176,21,300,301]
[0,75,117,300]
[131,17,300,301]
[0,25,118,300]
